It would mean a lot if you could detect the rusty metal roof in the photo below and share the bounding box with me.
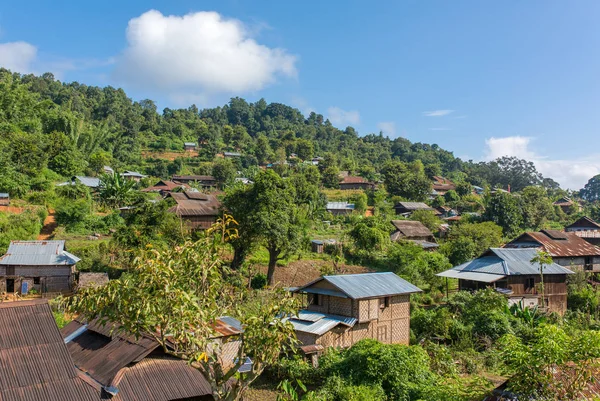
[141,180,189,192]
[507,231,600,257]
[340,176,370,184]
[391,220,434,238]
[212,316,243,337]
[394,202,434,211]
[0,300,98,401]
[168,191,221,217]
[172,175,216,182]
[566,216,600,230]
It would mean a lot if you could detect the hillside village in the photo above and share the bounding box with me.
[3,69,600,401]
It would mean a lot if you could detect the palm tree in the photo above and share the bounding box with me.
[98,172,136,208]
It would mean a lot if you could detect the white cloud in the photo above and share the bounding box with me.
[422,109,453,117]
[377,122,396,136]
[327,107,360,126]
[113,10,297,103]
[484,136,600,190]
[0,41,37,72]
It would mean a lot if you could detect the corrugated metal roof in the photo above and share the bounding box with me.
[297,272,422,299]
[76,176,101,188]
[437,248,574,283]
[508,231,600,258]
[0,240,80,266]
[121,171,146,178]
[394,202,433,211]
[410,240,440,249]
[391,220,434,238]
[326,202,355,210]
[183,142,197,147]
[0,300,99,401]
[285,310,357,336]
[168,191,221,217]
[224,152,241,157]
[0,193,8,198]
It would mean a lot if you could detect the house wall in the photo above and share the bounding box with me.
[553,256,600,272]
[339,183,373,190]
[300,294,411,348]
[181,216,218,230]
[0,264,74,293]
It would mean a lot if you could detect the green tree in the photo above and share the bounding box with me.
[381,160,431,201]
[443,190,460,203]
[455,181,473,197]
[580,174,600,202]
[65,220,299,401]
[212,158,237,189]
[440,222,503,265]
[520,186,553,230]
[410,210,441,232]
[483,192,523,237]
[531,250,553,309]
[321,166,341,188]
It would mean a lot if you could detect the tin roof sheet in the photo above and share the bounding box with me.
[0,193,8,198]
[285,310,357,336]
[0,240,80,266]
[326,202,355,210]
[394,202,434,211]
[297,272,422,299]
[508,231,600,257]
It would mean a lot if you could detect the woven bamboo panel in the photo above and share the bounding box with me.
[392,317,410,344]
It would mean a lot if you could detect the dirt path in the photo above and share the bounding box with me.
[37,209,57,240]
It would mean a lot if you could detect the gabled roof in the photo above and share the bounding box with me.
[0,240,80,266]
[294,272,422,300]
[141,180,188,192]
[57,176,101,188]
[553,197,574,206]
[172,174,216,182]
[121,171,146,178]
[390,220,433,238]
[566,216,600,230]
[437,248,574,283]
[168,191,221,217]
[394,201,434,211]
[0,300,98,401]
[507,230,600,257]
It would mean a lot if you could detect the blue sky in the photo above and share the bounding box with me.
[1,1,600,188]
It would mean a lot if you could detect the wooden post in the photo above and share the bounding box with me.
[445,278,449,299]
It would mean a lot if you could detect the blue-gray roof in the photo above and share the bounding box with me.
[437,248,574,282]
[326,202,355,210]
[184,142,197,147]
[57,176,101,188]
[296,272,422,299]
[0,240,80,266]
[0,193,8,198]
[284,310,357,336]
[224,152,241,157]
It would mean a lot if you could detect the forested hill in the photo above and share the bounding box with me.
[0,68,561,196]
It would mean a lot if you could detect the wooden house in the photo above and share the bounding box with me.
[437,248,574,314]
[339,176,375,190]
[62,316,243,401]
[184,142,197,151]
[0,240,80,294]
[565,216,600,246]
[553,197,581,213]
[57,176,102,190]
[0,192,9,206]
[505,230,600,272]
[168,191,221,230]
[172,174,217,188]
[432,176,455,196]
[289,273,421,360]
[390,220,438,250]
[121,171,147,182]
[0,300,99,401]
[326,202,355,215]
[394,201,434,216]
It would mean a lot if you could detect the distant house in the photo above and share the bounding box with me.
[394,201,434,215]
[435,205,458,218]
[62,316,243,401]
[235,177,253,185]
[103,165,114,175]
[339,176,375,190]
[77,272,109,291]
[432,176,455,196]
[311,239,338,254]
[184,142,197,151]
[0,300,98,401]
[565,216,600,246]
[168,191,221,230]
[311,157,323,165]
[142,180,189,196]
[553,197,581,213]
[437,248,574,314]
[289,273,421,362]
[121,171,147,182]
[224,151,242,158]
[172,175,217,188]
[505,230,600,272]
[0,192,9,206]
[0,240,80,294]
[390,220,438,250]
[57,176,102,190]
[326,202,355,215]
[472,185,484,195]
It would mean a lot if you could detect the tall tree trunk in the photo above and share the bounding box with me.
[267,247,279,286]
[231,245,247,270]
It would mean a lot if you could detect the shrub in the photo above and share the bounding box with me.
[250,273,268,289]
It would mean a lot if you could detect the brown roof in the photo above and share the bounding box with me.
[390,220,434,239]
[141,180,189,193]
[553,197,575,206]
[0,300,98,401]
[432,176,456,191]
[111,354,213,401]
[61,319,159,387]
[566,216,600,230]
[340,176,371,184]
[167,191,221,217]
[508,230,600,257]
